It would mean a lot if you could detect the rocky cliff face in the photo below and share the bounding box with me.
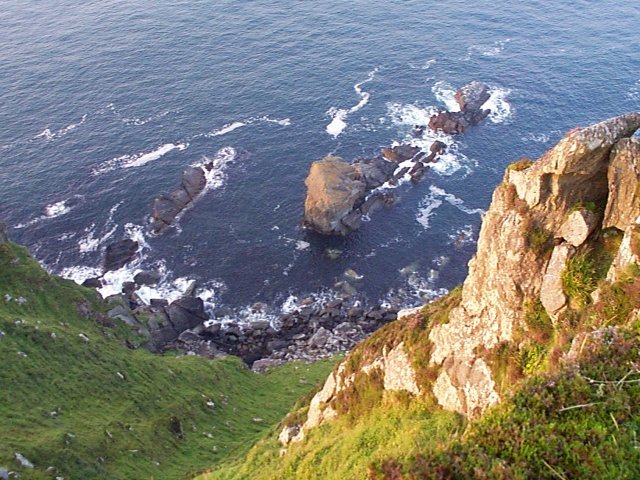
[282,113,640,445]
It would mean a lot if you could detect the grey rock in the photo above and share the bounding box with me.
[0,467,8,479]
[309,327,331,348]
[603,137,640,230]
[181,166,206,199]
[82,277,102,289]
[14,453,33,469]
[557,209,598,247]
[151,188,191,233]
[249,320,271,331]
[340,210,363,231]
[150,298,169,308]
[178,330,201,343]
[107,305,140,327]
[381,145,420,163]
[103,239,139,272]
[134,270,161,286]
[167,296,207,332]
[252,358,282,372]
[541,243,574,317]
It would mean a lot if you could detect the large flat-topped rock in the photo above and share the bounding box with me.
[303,156,366,235]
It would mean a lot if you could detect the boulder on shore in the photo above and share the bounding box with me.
[303,156,367,235]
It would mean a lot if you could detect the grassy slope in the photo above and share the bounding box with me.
[0,243,337,479]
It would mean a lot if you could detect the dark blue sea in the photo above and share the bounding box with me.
[1,1,639,322]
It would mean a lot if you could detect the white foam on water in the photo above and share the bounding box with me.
[295,240,310,251]
[383,101,472,180]
[465,39,511,59]
[193,146,238,193]
[432,81,460,112]
[482,86,513,124]
[417,186,484,230]
[122,109,173,126]
[416,196,443,230]
[408,58,437,70]
[258,115,291,126]
[15,196,83,229]
[208,121,246,137]
[448,224,476,247]
[35,114,88,141]
[93,142,189,175]
[279,235,311,251]
[204,116,291,138]
[44,200,71,218]
[522,132,551,143]
[326,68,378,138]
[326,109,348,137]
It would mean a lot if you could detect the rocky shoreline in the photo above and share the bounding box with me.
[98,281,404,372]
[13,81,494,373]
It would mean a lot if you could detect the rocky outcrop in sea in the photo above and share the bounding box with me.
[303,81,492,236]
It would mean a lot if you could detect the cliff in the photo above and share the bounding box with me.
[205,113,640,479]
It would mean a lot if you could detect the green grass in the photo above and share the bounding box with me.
[200,398,461,480]
[0,243,337,479]
[507,158,533,172]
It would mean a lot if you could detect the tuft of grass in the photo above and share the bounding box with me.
[523,299,554,344]
[507,158,533,172]
[526,226,553,255]
[569,201,599,214]
[562,251,601,307]
[0,243,336,479]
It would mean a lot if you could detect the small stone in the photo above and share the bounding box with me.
[78,333,90,343]
[15,452,34,469]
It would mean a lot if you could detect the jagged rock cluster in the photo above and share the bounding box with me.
[428,81,491,134]
[282,113,640,447]
[98,282,399,367]
[303,81,491,236]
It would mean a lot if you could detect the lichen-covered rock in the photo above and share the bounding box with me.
[303,156,366,235]
[540,243,574,316]
[604,137,640,230]
[429,113,640,417]
[558,209,598,247]
[382,343,420,395]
